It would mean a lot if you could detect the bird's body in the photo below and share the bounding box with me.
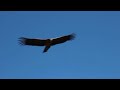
[19,33,75,53]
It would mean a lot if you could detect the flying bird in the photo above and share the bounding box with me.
[19,33,75,53]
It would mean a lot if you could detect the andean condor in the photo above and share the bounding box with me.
[19,33,75,53]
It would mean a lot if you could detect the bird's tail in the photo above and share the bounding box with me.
[43,46,51,53]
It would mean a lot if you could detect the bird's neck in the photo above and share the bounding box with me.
[45,39,51,46]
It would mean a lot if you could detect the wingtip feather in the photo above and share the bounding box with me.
[18,37,26,45]
[70,33,76,40]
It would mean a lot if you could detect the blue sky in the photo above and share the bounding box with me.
[0,11,120,79]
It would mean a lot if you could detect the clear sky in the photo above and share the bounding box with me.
[0,11,120,79]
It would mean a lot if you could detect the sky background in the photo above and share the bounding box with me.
[0,11,120,79]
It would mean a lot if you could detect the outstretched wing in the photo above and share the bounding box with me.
[19,37,46,46]
[51,33,75,46]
